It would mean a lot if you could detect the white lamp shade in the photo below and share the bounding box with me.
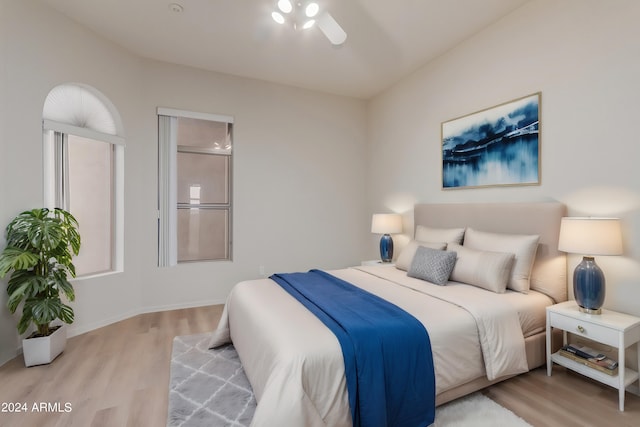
[371,214,402,234]
[558,217,623,256]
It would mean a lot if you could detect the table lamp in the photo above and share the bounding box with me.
[371,213,402,263]
[558,217,623,314]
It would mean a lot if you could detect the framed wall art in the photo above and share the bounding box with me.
[441,92,540,189]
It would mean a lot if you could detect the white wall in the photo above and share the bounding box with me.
[3,0,639,367]
[0,0,368,365]
[367,0,640,317]
[0,0,13,367]
[138,61,368,309]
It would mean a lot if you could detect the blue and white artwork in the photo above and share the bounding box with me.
[442,93,540,189]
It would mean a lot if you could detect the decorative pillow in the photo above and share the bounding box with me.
[447,243,515,293]
[463,228,539,293]
[395,240,447,271]
[407,246,457,286]
[415,225,465,244]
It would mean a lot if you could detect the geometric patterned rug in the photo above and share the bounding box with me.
[167,334,532,427]
[167,334,256,427]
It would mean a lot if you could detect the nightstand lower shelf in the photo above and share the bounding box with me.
[546,301,640,411]
[550,352,639,389]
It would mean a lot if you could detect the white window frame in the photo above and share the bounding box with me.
[42,84,125,277]
[157,107,234,266]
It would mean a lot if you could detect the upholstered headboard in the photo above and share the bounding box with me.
[414,202,567,302]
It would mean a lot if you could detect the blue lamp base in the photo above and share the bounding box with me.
[573,256,605,315]
[379,234,394,263]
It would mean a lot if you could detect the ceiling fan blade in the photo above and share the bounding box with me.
[317,12,347,46]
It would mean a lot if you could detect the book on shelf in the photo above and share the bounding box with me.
[563,344,618,369]
[558,345,618,376]
[563,344,606,361]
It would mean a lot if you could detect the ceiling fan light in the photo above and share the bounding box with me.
[305,3,319,18]
[302,19,315,30]
[318,12,347,45]
[272,11,285,24]
[277,0,293,14]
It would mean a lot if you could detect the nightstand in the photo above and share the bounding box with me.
[361,260,395,267]
[546,301,640,411]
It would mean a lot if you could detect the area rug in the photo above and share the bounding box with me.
[167,333,532,427]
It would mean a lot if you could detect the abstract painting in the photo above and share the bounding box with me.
[442,93,540,189]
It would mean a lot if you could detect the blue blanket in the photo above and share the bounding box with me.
[270,269,435,427]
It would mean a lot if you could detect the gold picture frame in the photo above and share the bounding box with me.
[441,92,541,189]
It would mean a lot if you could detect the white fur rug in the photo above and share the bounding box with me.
[435,392,531,426]
[168,333,532,427]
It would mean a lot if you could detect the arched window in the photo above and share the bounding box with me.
[43,83,124,277]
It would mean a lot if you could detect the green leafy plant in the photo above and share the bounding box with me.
[0,208,80,337]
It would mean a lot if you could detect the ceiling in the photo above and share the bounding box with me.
[41,0,531,99]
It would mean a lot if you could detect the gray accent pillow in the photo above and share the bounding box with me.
[407,246,457,286]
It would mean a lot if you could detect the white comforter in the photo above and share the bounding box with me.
[209,266,534,427]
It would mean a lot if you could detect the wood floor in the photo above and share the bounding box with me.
[0,304,638,427]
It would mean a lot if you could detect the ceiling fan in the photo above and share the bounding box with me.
[271,0,347,46]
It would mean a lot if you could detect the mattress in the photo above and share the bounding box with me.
[210,265,554,426]
[357,265,554,338]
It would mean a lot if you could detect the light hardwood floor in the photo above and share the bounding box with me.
[0,305,639,427]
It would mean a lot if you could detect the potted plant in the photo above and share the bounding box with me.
[0,208,80,366]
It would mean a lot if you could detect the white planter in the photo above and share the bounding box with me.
[22,324,67,367]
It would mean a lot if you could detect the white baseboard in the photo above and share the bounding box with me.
[66,298,226,338]
[0,299,227,367]
[0,349,19,367]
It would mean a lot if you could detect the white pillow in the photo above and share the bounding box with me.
[396,240,447,271]
[415,225,465,244]
[463,228,539,293]
[447,243,515,293]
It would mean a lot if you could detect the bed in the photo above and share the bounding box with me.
[209,202,567,426]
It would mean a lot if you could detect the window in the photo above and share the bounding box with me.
[158,109,233,265]
[43,84,124,277]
